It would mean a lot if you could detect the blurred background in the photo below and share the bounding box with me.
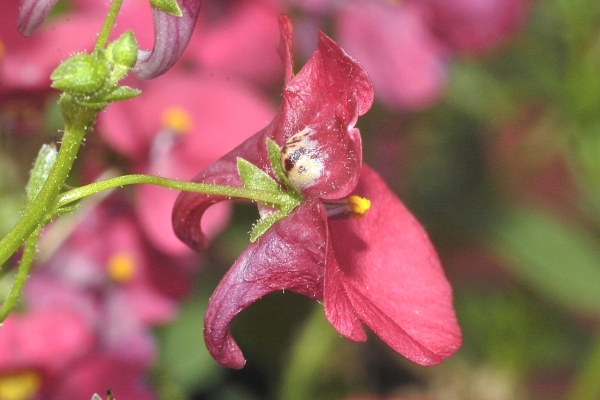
[2,0,600,399]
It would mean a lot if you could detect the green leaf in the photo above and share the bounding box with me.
[149,0,182,16]
[237,157,281,193]
[250,209,286,242]
[491,208,600,317]
[266,138,294,189]
[26,144,58,208]
[51,53,110,95]
[156,294,221,394]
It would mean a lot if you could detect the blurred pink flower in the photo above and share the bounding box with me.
[27,199,178,326]
[173,16,461,369]
[419,0,531,54]
[335,0,448,110]
[0,308,94,398]
[99,69,275,255]
[15,0,202,79]
[186,0,283,85]
[53,353,155,400]
[1,0,98,90]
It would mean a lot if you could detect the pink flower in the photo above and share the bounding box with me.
[99,69,275,254]
[1,1,98,90]
[335,0,448,110]
[419,0,531,54]
[172,16,461,369]
[0,308,94,397]
[185,0,283,85]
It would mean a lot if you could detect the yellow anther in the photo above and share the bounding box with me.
[107,252,137,283]
[348,195,371,218]
[161,106,193,135]
[0,39,5,60]
[0,371,42,400]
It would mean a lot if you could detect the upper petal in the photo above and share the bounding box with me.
[132,0,203,79]
[327,166,462,365]
[203,201,327,368]
[274,25,374,199]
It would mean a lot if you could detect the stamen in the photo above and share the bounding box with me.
[325,195,371,219]
[161,106,193,135]
[107,252,137,283]
[0,39,5,60]
[0,371,42,400]
[347,195,371,218]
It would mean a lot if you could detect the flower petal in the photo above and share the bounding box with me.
[327,166,462,365]
[17,0,60,35]
[132,0,202,79]
[204,201,327,368]
[275,28,374,199]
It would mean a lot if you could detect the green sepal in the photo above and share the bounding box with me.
[104,86,142,102]
[237,157,281,193]
[26,143,58,208]
[51,53,110,95]
[266,138,295,190]
[149,0,182,17]
[249,209,286,242]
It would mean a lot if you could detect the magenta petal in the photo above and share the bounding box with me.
[133,0,202,79]
[324,242,367,341]
[204,201,327,368]
[172,129,268,250]
[17,0,60,35]
[328,166,462,365]
[275,28,374,199]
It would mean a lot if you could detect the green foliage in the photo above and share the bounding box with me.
[491,208,600,317]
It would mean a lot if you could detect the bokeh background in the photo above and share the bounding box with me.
[2,0,600,399]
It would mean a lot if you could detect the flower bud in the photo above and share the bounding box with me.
[50,53,110,95]
[107,30,138,69]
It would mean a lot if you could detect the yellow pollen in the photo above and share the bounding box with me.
[0,371,42,400]
[348,195,371,218]
[161,106,193,135]
[107,252,137,283]
[0,39,5,60]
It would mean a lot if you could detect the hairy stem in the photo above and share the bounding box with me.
[57,174,293,210]
[94,0,125,52]
[0,98,96,268]
[0,227,42,322]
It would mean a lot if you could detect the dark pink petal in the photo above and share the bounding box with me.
[204,201,327,368]
[323,242,367,341]
[17,0,60,35]
[133,0,203,79]
[327,166,462,365]
[275,28,373,199]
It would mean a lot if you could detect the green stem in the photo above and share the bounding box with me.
[566,333,600,400]
[0,97,96,268]
[94,0,125,52]
[56,174,294,209]
[0,227,42,322]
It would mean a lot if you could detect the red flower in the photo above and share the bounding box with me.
[172,15,461,369]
